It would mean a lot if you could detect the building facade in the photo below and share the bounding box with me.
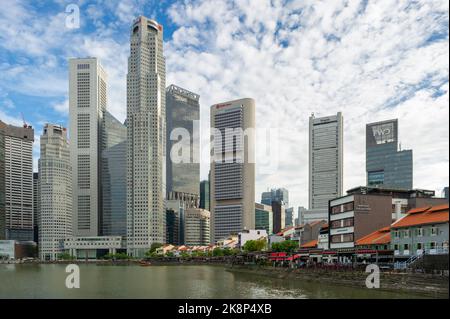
[261,188,289,207]
[0,125,5,240]
[38,124,72,261]
[309,112,343,210]
[69,57,107,237]
[271,201,286,234]
[32,172,39,243]
[184,208,210,246]
[210,98,255,243]
[199,179,210,211]
[255,203,273,234]
[101,112,127,237]
[166,84,200,196]
[0,120,34,241]
[285,207,294,227]
[126,16,167,257]
[366,119,413,189]
[391,204,449,258]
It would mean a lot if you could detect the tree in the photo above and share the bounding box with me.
[243,239,266,252]
[149,243,163,253]
[212,247,224,257]
[271,240,298,253]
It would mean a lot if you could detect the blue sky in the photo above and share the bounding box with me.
[0,0,449,208]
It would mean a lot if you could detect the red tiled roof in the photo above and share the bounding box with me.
[391,204,449,228]
[301,239,318,248]
[356,226,391,246]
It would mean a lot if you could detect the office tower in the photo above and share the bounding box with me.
[255,203,273,234]
[261,188,289,207]
[33,172,39,243]
[366,119,413,189]
[271,201,285,233]
[38,124,72,261]
[166,84,200,196]
[0,120,34,241]
[127,16,166,256]
[200,179,210,211]
[184,208,210,246]
[166,208,180,245]
[210,98,255,243]
[296,206,307,226]
[69,57,107,237]
[309,112,343,210]
[0,125,5,240]
[285,207,294,227]
[101,112,127,237]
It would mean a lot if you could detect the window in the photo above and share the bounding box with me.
[393,230,399,239]
[403,229,410,238]
[394,244,399,250]
[331,205,341,214]
[430,226,438,236]
[403,244,409,250]
[342,233,354,242]
[429,242,436,249]
[368,170,384,186]
[342,202,354,212]
[416,243,422,250]
[416,227,423,237]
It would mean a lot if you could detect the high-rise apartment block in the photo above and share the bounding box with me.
[69,57,107,237]
[210,98,255,243]
[0,120,34,241]
[126,17,166,256]
[166,84,200,196]
[38,124,72,261]
[309,112,343,210]
[366,119,413,190]
[184,208,210,246]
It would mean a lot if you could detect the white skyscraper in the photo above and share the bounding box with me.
[210,98,256,243]
[308,112,343,220]
[0,120,34,241]
[126,16,166,257]
[69,58,107,237]
[38,124,72,261]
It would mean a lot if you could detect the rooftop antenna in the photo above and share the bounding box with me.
[20,112,27,128]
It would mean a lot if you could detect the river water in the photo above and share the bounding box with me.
[0,264,429,299]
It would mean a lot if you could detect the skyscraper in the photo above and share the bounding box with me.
[0,120,34,241]
[199,179,210,211]
[33,172,39,243]
[184,208,210,246]
[38,124,72,261]
[210,98,255,243]
[309,112,343,210]
[0,125,5,240]
[101,112,127,237]
[166,84,200,196]
[366,119,413,189]
[261,188,289,207]
[271,201,285,233]
[285,207,294,227]
[127,16,166,257]
[69,57,107,237]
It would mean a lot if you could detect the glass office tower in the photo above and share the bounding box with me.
[366,119,413,189]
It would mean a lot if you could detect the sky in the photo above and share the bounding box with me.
[0,0,448,210]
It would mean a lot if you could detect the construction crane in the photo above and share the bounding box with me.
[20,112,28,128]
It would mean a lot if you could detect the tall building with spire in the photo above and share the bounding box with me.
[126,16,166,256]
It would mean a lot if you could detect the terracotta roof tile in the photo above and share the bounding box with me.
[301,239,318,248]
[392,204,449,228]
[356,227,391,246]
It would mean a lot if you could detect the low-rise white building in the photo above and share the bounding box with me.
[64,236,123,260]
[238,229,268,249]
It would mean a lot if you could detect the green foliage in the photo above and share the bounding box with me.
[212,247,224,257]
[271,240,298,253]
[165,251,174,258]
[57,253,75,261]
[243,239,267,252]
[149,243,164,253]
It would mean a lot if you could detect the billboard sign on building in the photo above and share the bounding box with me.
[367,119,398,146]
